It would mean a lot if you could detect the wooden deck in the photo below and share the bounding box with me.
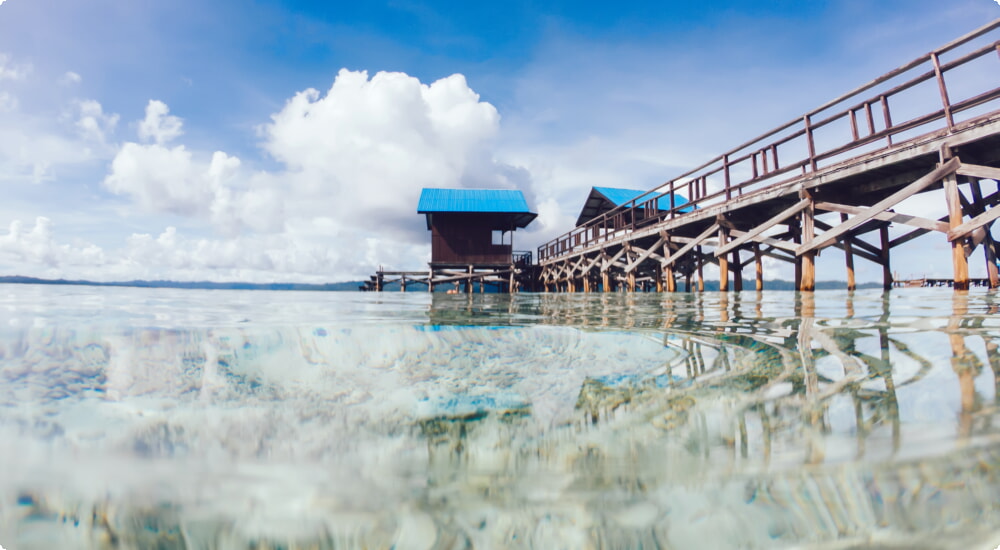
[538,20,1000,292]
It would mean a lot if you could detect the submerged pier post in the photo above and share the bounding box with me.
[718,227,729,292]
[696,246,705,292]
[842,214,856,291]
[799,196,816,292]
[732,249,743,292]
[943,150,969,290]
[880,225,893,290]
[754,243,763,291]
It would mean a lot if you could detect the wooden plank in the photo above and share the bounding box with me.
[715,199,810,257]
[625,236,667,272]
[957,163,1000,181]
[815,201,949,233]
[662,224,720,267]
[947,204,1000,241]
[797,157,960,255]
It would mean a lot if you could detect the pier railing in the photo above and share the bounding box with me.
[538,19,1000,263]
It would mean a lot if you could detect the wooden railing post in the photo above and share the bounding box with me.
[877,95,893,148]
[931,52,955,129]
[724,154,732,200]
[804,115,817,172]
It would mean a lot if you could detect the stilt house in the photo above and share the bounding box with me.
[418,188,537,267]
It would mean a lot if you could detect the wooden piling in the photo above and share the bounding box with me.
[880,225,893,290]
[696,246,705,292]
[943,167,969,290]
[754,243,763,291]
[732,249,743,292]
[718,227,729,292]
[800,196,816,292]
[841,213,856,291]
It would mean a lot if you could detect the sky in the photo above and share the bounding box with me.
[0,0,998,283]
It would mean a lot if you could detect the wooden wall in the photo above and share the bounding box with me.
[430,214,512,264]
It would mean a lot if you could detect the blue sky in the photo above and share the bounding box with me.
[0,0,997,282]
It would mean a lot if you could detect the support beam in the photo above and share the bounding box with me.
[662,223,720,267]
[815,201,949,233]
[715,199,810,257]
[797,157,960,255]
[813,219,883,258]
[946,204,1000,241]
[969,179,1000,289]
[957,163,1000,181]
[625,235,668,273]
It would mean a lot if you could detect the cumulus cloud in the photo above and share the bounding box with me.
[137,99,183,144]
[0,217,104,270]
[261,69,532,237]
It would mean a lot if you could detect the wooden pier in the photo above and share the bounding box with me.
[362,253,536,293]
[537,20,1000,292]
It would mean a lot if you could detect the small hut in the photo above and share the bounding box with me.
[576,186,693,226]
[418,188,537,267]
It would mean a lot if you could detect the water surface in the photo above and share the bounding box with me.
[1,284,999,549]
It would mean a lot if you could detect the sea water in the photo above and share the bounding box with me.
[0,284,999,549]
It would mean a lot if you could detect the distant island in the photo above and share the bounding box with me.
[0,275,366,291]
[0,275,884,292]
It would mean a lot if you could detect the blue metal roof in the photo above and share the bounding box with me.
[577,186,694,226]
[417,188,537,229]
[593,187,692,211]
[417,188,534,214]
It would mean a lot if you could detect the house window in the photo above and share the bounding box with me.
[492,230,505,245]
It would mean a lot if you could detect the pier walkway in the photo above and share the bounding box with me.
[537,20,1000,292]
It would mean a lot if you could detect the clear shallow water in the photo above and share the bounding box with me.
[1,284,999,549]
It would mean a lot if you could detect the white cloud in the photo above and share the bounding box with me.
[0,91,16,112]
[60,71,82,85]
[261,69,531,237]
[0,217,104,270]
[0,54,117,183]
[75,99,118,145]
[137,99,183,145]
[103,142,283,235]
[0,52,29,81]
[26,70,535,281]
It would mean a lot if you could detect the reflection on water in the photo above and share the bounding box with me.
[1,285,1000,549]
